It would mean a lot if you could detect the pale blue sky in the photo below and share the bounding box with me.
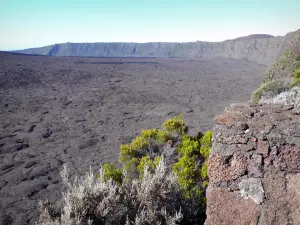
[0,0,299,50]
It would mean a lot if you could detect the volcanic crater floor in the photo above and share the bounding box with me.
[0,53,266,224]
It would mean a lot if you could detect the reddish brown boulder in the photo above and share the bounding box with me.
[206,186,260,225]
[208,153,248,183]
[215,113,235,127]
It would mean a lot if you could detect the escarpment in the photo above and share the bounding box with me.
[205,101,300,225]
[15,29,299,67]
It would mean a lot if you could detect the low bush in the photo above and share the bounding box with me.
[136,155,161,178]
[173,130,212,201]
[200,130,213,159]
[260,86,300,106]
[38,115,212,224]
[38,159,184,225]
[173,154,198,198]
[291,69,300,88]
[163,114,187,134]
[176,134,200,156]
[120,127,172,172]
[252,80,286,103]
[101,163,123,185]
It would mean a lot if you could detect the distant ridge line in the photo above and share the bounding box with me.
[13,29,300,67]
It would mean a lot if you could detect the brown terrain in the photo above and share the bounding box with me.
[0,52,267,224]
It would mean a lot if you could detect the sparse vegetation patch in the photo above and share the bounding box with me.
[252,80,284,103]
[291,69,300,88]
[38,115,212,224]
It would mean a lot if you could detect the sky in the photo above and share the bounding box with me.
[0,0,300,50]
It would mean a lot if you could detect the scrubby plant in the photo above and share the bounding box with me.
[252,80,285,103]
[38,159,184,225]
[177,134,200,156]
[101,163,123,185]
[200,162,208,180]
[291,69,300,88]
[199,131,213,190]
[137,155,161,178]
[200,130,213,159]
[173,130,212,199]
[260,86,300,106]
[38,115,212,224]
[120,128,170,176]
[163,114,187,134]
[141,128,171,143]
[173,155,198,198]
[120,129,170,162]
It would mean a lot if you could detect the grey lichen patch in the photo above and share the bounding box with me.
[238,178,264,204]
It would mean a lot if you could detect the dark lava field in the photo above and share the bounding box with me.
[0,52,266,224]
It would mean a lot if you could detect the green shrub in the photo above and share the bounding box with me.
[141,128,171,144]
[101,163,123,185]
[290,79,300,88]
[41,115,213,224]
[120,128,172,164]
[137,156,161,178]
[163,114,187,134]
[172,130,212,198]
[200,162,208,180]
[177,134,200,156]
[202,181,209,188]
[173,155,198,198]
[120,127,172,175]
[200,130,213,159]
[291,69,300,88]
[119,134,150,164]
[252,80,282,103]
[294,69,300,79]
[118,115,212,207]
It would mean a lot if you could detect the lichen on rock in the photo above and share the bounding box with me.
[238,177,264,204]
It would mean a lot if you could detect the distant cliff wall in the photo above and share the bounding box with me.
[205,100,300,225]
[15,30,299,67]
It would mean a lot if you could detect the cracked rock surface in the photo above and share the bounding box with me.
[206,102,300,225]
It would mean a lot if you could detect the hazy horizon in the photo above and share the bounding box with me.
[1,0,300,51]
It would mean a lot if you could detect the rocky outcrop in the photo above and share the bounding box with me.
[14,29,299,67]
[206,102,300,225]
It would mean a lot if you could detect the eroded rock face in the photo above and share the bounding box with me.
[206,102,300,225]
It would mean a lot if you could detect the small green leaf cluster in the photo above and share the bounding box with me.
[117,115,213,204]
[200,130,213,159]
[177,134,200,156]
[173,154,198,198]
[291,69,300,88]
[200,161,208,180]
[172,130,212,198]
[252,80,282,103]
[141,128,171,144]
[163,114,187,134]
[136,156,161,178]
[101,163,123,185]
[120,127,172,176]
